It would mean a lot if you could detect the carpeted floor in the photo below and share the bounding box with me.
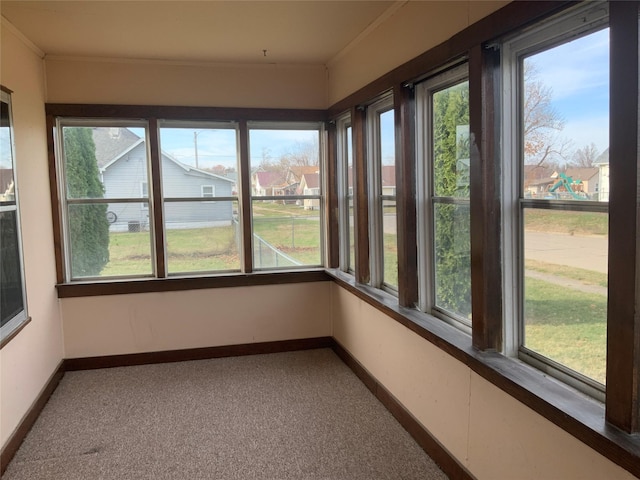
[2,349,447,480]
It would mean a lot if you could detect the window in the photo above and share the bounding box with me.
[201,185,215,197]
[336,114,354,273]
[56,122,153,279]
[416,64,471,330]
[248,122,324,270]
[0,88,29,344]
[503,3,609,397]
[159,123,240,275]
[367,95,398,291]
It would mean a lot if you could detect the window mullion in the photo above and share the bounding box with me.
[352,107,370,284]
[238,120,253,273]
[148,118,166,278]
[470,44,503,351]
[606,0,640,434]
[394,84,418,307]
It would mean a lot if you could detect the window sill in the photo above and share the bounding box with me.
[325,269,640,478]
[56,269,331,298]
[0,316,32,350]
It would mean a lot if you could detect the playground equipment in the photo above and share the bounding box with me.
[548,173,586,200]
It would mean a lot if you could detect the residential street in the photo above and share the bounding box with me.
[525,231,608,274]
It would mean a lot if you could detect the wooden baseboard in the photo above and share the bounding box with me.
[332,340,473,480]
[65,336,334,370]
[0,361,65,476]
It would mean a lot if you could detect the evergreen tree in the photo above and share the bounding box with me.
[64,127,109,277]
[432,83,471,319]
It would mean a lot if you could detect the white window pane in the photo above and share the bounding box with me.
[68,203,153,278]
[252,201,322,269]
[165,201,241,274]
[522,209,608,385]
[433,81,470,199]
[433,202,471,321]
[522,28,609,201]
[0,210,25,327]
[159,127,238,198]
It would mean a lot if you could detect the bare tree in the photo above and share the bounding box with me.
[569,142,599,168]
[523,62,569,167]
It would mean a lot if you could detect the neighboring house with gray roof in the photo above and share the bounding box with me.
[93,128,235,231]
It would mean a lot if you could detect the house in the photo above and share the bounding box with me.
[595,148,610,202]
[2,2,639,480]
[523,164,555,197]
[92,128,235,231]
[251,170,287,197]
[299,172,320,210]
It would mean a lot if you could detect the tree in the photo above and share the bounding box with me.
[523,62,569,167]
[64,127,110,277]
[569,142,599,168]
[433,82,472,319]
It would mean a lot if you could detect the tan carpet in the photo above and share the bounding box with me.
[2,349,448,480]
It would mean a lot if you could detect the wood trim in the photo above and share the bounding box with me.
[469,45,502,351]
[0,84,13,95]
[0,317,31,350]
[0,361,65,476]
[606,1,640,434]
[327,270,640,478]
[393,84,418,307]
[55,270,331,297]
[352,107,370,284]
[46,114,65,283]
[147,118,166,278]
[45,104,328,123]
[238,120,253,272]
[65,337,333,371]
[328,1,574,115]
[326,121,339,268]
[332,340,473,480]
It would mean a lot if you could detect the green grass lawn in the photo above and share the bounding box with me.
[524,276,606,384]
[525,209,608,236]
[102,208,321,276]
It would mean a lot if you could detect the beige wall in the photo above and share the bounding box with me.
[331,283,634,480]
[45,57,327,109]
[0,22,65,448]
[61,282,332,358]
[327,1,508,107]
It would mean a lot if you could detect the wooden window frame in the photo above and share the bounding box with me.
[46,105,328,287]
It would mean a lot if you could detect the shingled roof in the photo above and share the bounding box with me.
[91,127,141,168]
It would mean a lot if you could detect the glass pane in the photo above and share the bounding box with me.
[69,203,153,278]
[434,202,471,321]
[348,196,355,273]
[0,210,24,327]
[346,126,355,272]
[0,100,15,206]
[252,201,321,268]
[522,29,609,201]
[382,198,397,289]
[433,81,470,198]
[165,201,240,274]
[523,209,608,385]
[159,127,238,198]
[63,126,148,200]
[249,128,320,198]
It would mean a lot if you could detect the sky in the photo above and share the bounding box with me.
[526,27,610,159]
[157,126,319,172]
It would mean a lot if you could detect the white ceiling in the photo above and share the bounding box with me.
[1,0,399,65]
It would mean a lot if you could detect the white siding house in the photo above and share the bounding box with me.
[93,128,235,231]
